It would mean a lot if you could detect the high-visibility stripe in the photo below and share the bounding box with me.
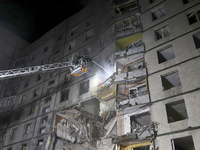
[72,73,79,77]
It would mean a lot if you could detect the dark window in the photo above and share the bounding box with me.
[37,74,42,81]
[114,1,137,14]
[60,89,69,102]
[7,148,12,150]
[171,136,195,150]
[15,111,21,120]
[150,0,156,4]
[155,25,170,40]
[29,106,35,115]
[33,89,39,97]
[21,144,27,150]
[187,9,200,25]
[193,33,200,49]
[24,79,30,88]
[166,100,188,123]
[43,46,48,53]
[71,28,77,36]
[157,45,175,64]
[69,40,75,50]
[182,0,193,4]
[152,7,166,21]
[48,79,55,85]
[130,89,137,98]
[41,116,48,124]
[24,124,30,135]
[79,80,89,95]
[161,71,181,91]
[11,128,17,140]
[37,139,43,146]
[19,94,26,104]
[44,97,51,103]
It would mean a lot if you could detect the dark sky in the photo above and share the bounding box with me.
[0,0,88,42]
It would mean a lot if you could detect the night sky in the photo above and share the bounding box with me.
[0,0,89,43]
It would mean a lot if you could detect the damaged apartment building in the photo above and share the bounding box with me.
[1,0,200,150]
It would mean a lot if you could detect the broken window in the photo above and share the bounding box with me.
[33,89,39,98]
[71,28,77,36]
[2,132,6,140]
[155,25,170,40]
[60,89,69,103]
[187,9,200,24]
[24,124,30,135]
[130,112,150,132]
[193,33,200,49]
[43,46,48,53]
[48,79,55,85]
[157,45,175,64]
[15,111,21,120]
[79,80,89,95]
[116,16,140,31]
[115,1,137,14]
[69,40,76,50]
[85,30,93,41]
[39,127,46,134]
[29,106,35,115]
[166,100,188,123]
[87,19,93,26]
[11,128,17,140]
[19,94,26,104]
[42,106,50,113]
[21,144,27,150]
[161,71,181,91]
[37,74,42,81]
[44,97,51,103]
[41,116,48,124]
[130,89,137,98]
[152,7,166,21]
[37,139,43,146]
[171,136,195,150]
[150,0,156,3]
[182,0,193,4]
[24,79,30,88]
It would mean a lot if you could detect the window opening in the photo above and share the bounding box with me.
[71,28,77,36]
[21,144,27,150]
[19,94,26,104]
[130,89,137,98]
[166,100,188,123]
[69,40,76,50]
[41,116,48,124]
[187,9,200,24]
[37,139,43,146]
[182,0,193,4]
[37,74,42,81]
[155,25,170,40]
[33,89,39,97]
[157,45,175,64]
[43,46,48,53]
[193,33,200,49]
[161,71,181,91]
[24,79,30,88]
[48,79,55,85]
[39,127,46,134]
[11,128,17,140]
[60,89,69,103]
[79,80,89,95]
[29,106,35,115]
[152,7,166,21]
[130,112,150,132]
[171,136,195,150]
[115,1,137,14]
[24,124,30,135]
[42,106,50,113]
[85,31,93,41]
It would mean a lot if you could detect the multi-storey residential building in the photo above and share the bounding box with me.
[0,0,200,150]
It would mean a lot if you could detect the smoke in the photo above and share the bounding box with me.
[93,61,115,82]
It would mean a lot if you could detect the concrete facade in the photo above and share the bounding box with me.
[0,0,200,150]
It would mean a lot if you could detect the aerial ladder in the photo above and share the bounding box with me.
[0,53,90,80]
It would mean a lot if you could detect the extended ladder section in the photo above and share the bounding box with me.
[0,58,88,80]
